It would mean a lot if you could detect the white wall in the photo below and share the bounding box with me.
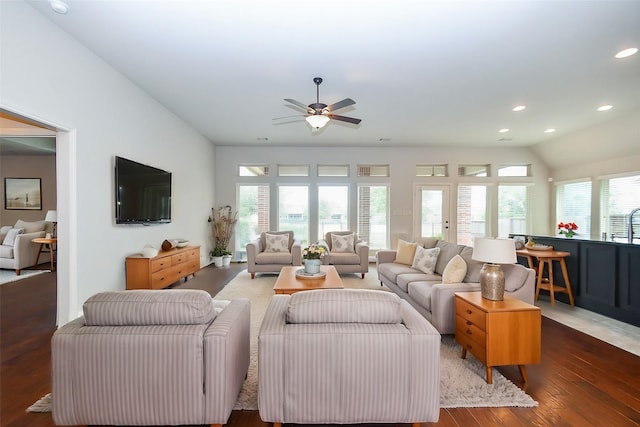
[1,1,216,323]
[215,145,550,247]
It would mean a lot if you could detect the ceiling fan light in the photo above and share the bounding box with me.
[306,115,330,129]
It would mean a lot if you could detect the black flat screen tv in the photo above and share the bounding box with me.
[115,156,171,224]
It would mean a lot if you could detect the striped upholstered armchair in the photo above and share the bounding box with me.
[51,290,250,427]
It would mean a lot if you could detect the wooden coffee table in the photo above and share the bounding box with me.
[273,265,344,294]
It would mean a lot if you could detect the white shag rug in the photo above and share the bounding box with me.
[28,268,537,413]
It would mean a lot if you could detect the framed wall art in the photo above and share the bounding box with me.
[4,178,42,210]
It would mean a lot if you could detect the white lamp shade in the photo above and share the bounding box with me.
[45,210,58,222]
[306,114,330,129]
[472,237,516,264]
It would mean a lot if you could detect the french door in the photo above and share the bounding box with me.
[415,185,450,241]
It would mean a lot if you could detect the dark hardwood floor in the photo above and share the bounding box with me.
[1,264,639,427]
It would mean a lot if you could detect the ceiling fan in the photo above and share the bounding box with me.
[278,77,362,129]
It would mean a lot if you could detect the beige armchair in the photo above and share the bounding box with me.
[0,220,50,275]
[318,231,369,278]
[52,290,250,427]
[246,231,301,279]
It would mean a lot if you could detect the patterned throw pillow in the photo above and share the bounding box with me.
[412,246,441,274]
[264,233,290,253]
[2,228,25,247]
[331,233,355,253]
[442,254,468,284]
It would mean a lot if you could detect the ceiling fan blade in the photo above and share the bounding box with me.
[328,114,361,125]
[326,98,355,112]
[284,98,312,113]
[272,114,304,120]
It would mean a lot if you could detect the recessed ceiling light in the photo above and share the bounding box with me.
[544,128,556,133]
[512,105,526,112]
[615,48,638,59]
[597,105,613,112]
[49,0,69,14]
[498,128,510,133]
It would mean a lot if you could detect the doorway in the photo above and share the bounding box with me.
[414,185,451,241]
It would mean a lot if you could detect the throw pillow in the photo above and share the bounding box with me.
[412,246,441,274]
[442,254,468,284]
[396,239,418,265]
[264,233,290,253]
[2,228,25,247]
[0,225,12,243]
[331,233,355,253]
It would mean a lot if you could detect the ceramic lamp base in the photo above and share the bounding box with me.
[480,263,505,301]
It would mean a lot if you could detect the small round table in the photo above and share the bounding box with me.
[32,237,57,271]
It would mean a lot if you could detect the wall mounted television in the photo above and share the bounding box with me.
[115,156,171,224]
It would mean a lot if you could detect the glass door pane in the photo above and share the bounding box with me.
[278,185,309,246]
[416,186,450,240]
[318,186,349,239]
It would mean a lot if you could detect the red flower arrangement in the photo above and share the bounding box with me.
[557,222,578,238]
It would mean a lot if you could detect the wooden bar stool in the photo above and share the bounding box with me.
[516,248,574,306]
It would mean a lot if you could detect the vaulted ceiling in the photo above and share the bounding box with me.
[24,1,640,150]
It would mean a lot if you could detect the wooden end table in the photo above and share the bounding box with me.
[516,248,575,306]
[273,265,344,294]
[455,291,541,384]
[32,237,57,271]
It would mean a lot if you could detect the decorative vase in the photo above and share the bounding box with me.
[304,259,322,274]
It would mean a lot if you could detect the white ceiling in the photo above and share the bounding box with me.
[25,0,640,148]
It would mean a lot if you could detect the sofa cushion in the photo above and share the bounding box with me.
[378,262,420,283]
[434,241,465,275]
[327,251,360,265]
[0,245,14,258]
[502,263,530,292]
[2,228,24,246]
[407,282,434,311]
[460,246,484,283]
[256,251,292,264]
[83,290,216,326]
[412,246,440,274]
[396,239,417,265]
[397,272,441,292]
[264,233,290,253]
[14,219,46,233]
[442,254,468,284]
[331,233,355,253]
[286,289,402,324]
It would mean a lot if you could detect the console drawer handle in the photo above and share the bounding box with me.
[466,329,472,335]
[466,309,473,315]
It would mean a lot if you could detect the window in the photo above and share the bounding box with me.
[358,185,389,252]
[600,174,640,242]
[498,185,529,237]
[239,165,269,176]
[318,165,349,177]
[278,185,309,245]
[278,165,309,177]
[357,164,389,177]
[498,164,531,177]
[416,164,448,177]
[236,185,270,258]
[457,185,487,246]
[458,164,489,177]
[318,186,349,238]
[556,180,591,239]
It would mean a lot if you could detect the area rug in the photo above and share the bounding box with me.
[0,269,47,285]
[28,268,537,413]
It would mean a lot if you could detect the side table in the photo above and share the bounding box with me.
[32,237,57,271]
[516,248,575,306]
[455,291,541,384]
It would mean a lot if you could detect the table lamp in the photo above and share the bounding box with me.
[45,210,58,238]
[472,237,517,301]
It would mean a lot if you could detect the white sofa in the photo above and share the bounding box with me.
[258,289,441,426]
[376,238,536,334]
[0,220,50,275]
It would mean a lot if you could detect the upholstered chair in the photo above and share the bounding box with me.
[51,290,250,427]
[246,231,301,279]
[317,231,369,278]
